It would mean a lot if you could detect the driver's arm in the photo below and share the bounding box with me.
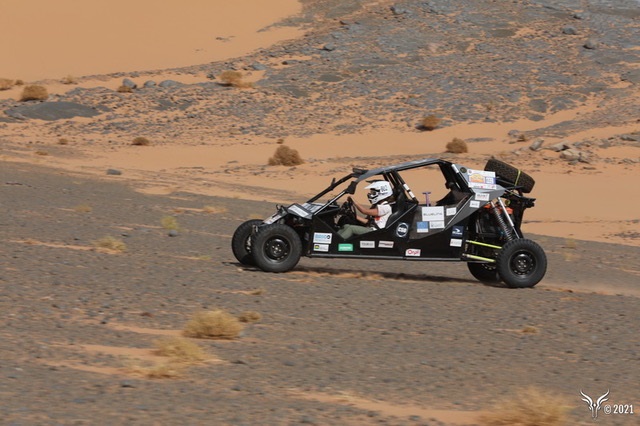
[349,197,379,217]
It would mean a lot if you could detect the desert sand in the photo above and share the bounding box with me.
[2,0,637,246]
[1,1,640,424]
[1,0,302,82]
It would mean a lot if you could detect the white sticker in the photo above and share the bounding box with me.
[313,233,332,244]
[430,221,445,229]
[405,248,421,257]
[475,193,490,201]
[313,244,329,252]
[422,206,445,222]
[379,241,394,248]
[360,241,375,248]
[445,207,457,216]
[469,200,480,208]
[450,239,463,247]
[467,169,497,190]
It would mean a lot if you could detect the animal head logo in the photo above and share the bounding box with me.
[580,389,609,419]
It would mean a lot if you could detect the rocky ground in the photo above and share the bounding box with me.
[1,0,639,144]
[1,0,640,424]
[1,161,639,426]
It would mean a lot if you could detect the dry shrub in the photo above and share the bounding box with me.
[15,79,24,86]
[420,115,441,131]
[161,216,179,230]
[20,85,48,101]
[93,236,127,252]
[61,75,78,85]
[153,336,206,364]
[238,311,262,323]
[117,85,133,93]
[132,136,151,146]
[74,204,93,213]
[218,70,253,88]
[521,325,539,334]
[268,145,304,166]
[183,310,244,340]
[446,137,468,154]
[58,138,69,145]
[478,387,568,426]
[0,78,14,90]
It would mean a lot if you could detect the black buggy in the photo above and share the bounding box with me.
[232,158,547,288]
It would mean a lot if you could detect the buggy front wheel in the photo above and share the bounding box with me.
[252,224,302,272]
[497,239,547,288]
[231,219,262,265]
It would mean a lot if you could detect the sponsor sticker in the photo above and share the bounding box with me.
[422,206,445,222]
[395,223,409,238]
[450,238,463,247]
[313,233,332,244]
[379,241,394,248]
[475,193,490,201]
[430,221,445,229]
[446,207,457,216]
[466,169,497,190]
[451,226,464,237]
[338,243,353,252]
[416,221,429,233]
[313,244,329,252]
[469,200,480,208]
[405,248,421,257]
[360,241,375,249]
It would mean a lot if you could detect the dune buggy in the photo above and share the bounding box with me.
[232,158,547,288]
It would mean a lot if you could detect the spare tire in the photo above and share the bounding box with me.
[484,158,535,193]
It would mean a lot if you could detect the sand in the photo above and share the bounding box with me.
[1,2,639,424]
[1,0,638,249]
[1,0,302,82]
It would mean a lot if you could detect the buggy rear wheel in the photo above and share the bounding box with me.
[252,224,302,273]
[467,262,501,284]
[497,239,547,288]
[231,219,262,265]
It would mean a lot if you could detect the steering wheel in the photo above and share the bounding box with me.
[338,198,358,225]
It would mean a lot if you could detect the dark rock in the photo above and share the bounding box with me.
[560,149,581,161]
[106,169,122,176]
[548,141,571,152]
[158,80,182,88]
[122,78,137,89]
[5,102,105,121]
[529,139,545,151]
[562,26,578,35]
[583,39,599,49]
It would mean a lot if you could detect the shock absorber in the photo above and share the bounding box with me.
[490,199,515,241]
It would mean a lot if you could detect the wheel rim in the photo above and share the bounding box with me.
[510,250,535,276]
[265,237,291,262]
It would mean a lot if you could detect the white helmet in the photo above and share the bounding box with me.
[365,180,393,204]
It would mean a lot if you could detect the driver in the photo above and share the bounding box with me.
[337,180,394,239]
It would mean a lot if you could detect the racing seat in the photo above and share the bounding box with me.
[386,190,413,225]
[436,181,468,206]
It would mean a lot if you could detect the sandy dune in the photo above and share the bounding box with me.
[1,0,301,82]
[1,0,638,249]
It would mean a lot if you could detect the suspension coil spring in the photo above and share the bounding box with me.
[491,200,514,241]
